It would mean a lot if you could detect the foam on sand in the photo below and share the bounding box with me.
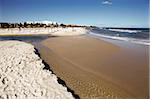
[0,41,74,99]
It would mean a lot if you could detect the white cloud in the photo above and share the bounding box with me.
[102,0,112,5]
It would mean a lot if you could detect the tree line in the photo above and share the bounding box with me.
[0,22,86,28]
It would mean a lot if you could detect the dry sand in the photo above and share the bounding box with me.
[36,35,149,99]
[0,27,87,36]
[0,41,74,99]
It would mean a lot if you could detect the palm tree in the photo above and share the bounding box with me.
[24,22,27,28]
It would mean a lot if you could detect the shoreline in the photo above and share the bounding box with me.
[89,32,150,46]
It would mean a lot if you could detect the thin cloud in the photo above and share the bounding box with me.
[102,0,112,5]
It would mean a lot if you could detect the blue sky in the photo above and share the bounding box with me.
[0,0,149,27]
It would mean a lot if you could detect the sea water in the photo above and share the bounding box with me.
[89,27,149,45]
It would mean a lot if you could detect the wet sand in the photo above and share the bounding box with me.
[36,35,149,99]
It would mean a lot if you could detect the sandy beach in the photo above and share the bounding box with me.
[1,0,149,98]
[36,35,149,99]
[0,28,149,99]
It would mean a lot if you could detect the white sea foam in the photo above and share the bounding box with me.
[89,32,150,46]
[108,29,141,33]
